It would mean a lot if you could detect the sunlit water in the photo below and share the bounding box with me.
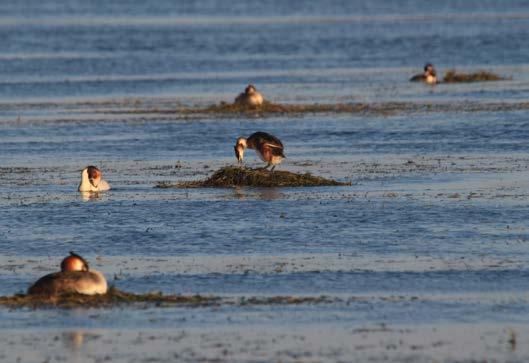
[2,1,529,362]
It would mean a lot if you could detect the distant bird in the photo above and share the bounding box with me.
[78,165,110,192]
[234,131,285,171]
[410,63,437,84]
[27,252,108,296]
[234,84,264,107]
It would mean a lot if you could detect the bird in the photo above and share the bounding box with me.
[78,165,110,192]
[234,84,264,107]
[27,252,108,296]
[234,131,285,171]
[410,63,437,84]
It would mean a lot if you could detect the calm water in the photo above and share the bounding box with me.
[2,1,529,362]
[0,0,529,109]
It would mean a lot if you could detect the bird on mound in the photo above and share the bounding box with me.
[234,131,285,171]
[410,63,437,84]
[78,165,110,192]
[27,252,108,296]
[234,84,264,107]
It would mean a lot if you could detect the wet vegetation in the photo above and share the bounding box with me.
[0,287,219,309]
[0,288,365,309]
[82,100,529,120]
[442,69,509,83]
[156,166,349,188]
[196,100,371,115]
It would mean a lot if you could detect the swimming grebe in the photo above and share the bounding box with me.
[27,252,108,296]
[410,63,437,84]
[234,131,285,171]
[234,84,264,107]
[78,165,110,192]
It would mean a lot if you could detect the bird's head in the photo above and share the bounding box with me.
[60,252,89,272]
[234,137,247,163]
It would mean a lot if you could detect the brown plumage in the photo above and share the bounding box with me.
[234,131,285,171]
[27,252,107,296]
[234,84,264,107]
[86,166,101,182]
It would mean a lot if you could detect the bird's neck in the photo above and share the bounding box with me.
[79,170,93,191]
[244,138,256,150]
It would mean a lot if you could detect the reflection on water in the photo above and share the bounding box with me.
[79,191,102,202]
[0,0,528,108]
[63,331,84,350]
[1,2,529,362]
[233,187,281,201]
[256,188,281,201]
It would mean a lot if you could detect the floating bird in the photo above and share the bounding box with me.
[78,165,110,192]
[410,63,437,84]
[234,131,285,171]
[234,84,264,107]
[27,252,108,296]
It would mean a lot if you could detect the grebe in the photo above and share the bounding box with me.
[234,84,264,107]
[410,63,437,84]
[78,165,110,192]
[27,252,108,296]
[234,131,285,171]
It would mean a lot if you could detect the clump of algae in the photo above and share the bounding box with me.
[0,288,349,309]
[0,287,219,309]
[195,100,371,115]
[443,69,509,83]
[156,166,349,188]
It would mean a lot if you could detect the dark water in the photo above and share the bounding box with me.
[2,1,529,362]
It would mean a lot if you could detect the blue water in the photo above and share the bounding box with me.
[2,111,529,324]
[1,1,529,361]
[0,0,528,106]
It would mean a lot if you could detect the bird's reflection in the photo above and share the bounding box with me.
[233,187,246,200]
[80,191,102,202]
[63,331,84,350]
[233,187,281,201]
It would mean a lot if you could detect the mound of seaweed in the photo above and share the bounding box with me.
[443,69,509,83]
[198,101,371,115]
[204,100,287,113]
[0,288,346,309]
[157,166,349,188]
[0,287,219,309]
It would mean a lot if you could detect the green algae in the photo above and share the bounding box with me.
[156,166,349,188]
[442,69,509,83]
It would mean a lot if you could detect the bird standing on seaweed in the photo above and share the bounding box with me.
[234,131,285,171]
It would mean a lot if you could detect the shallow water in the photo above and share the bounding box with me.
[2,1,529,362]
[3,111,529,346]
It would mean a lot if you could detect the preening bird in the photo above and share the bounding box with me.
[78,165,110,192]
[27,252,108,296]
[234,131,285,171]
